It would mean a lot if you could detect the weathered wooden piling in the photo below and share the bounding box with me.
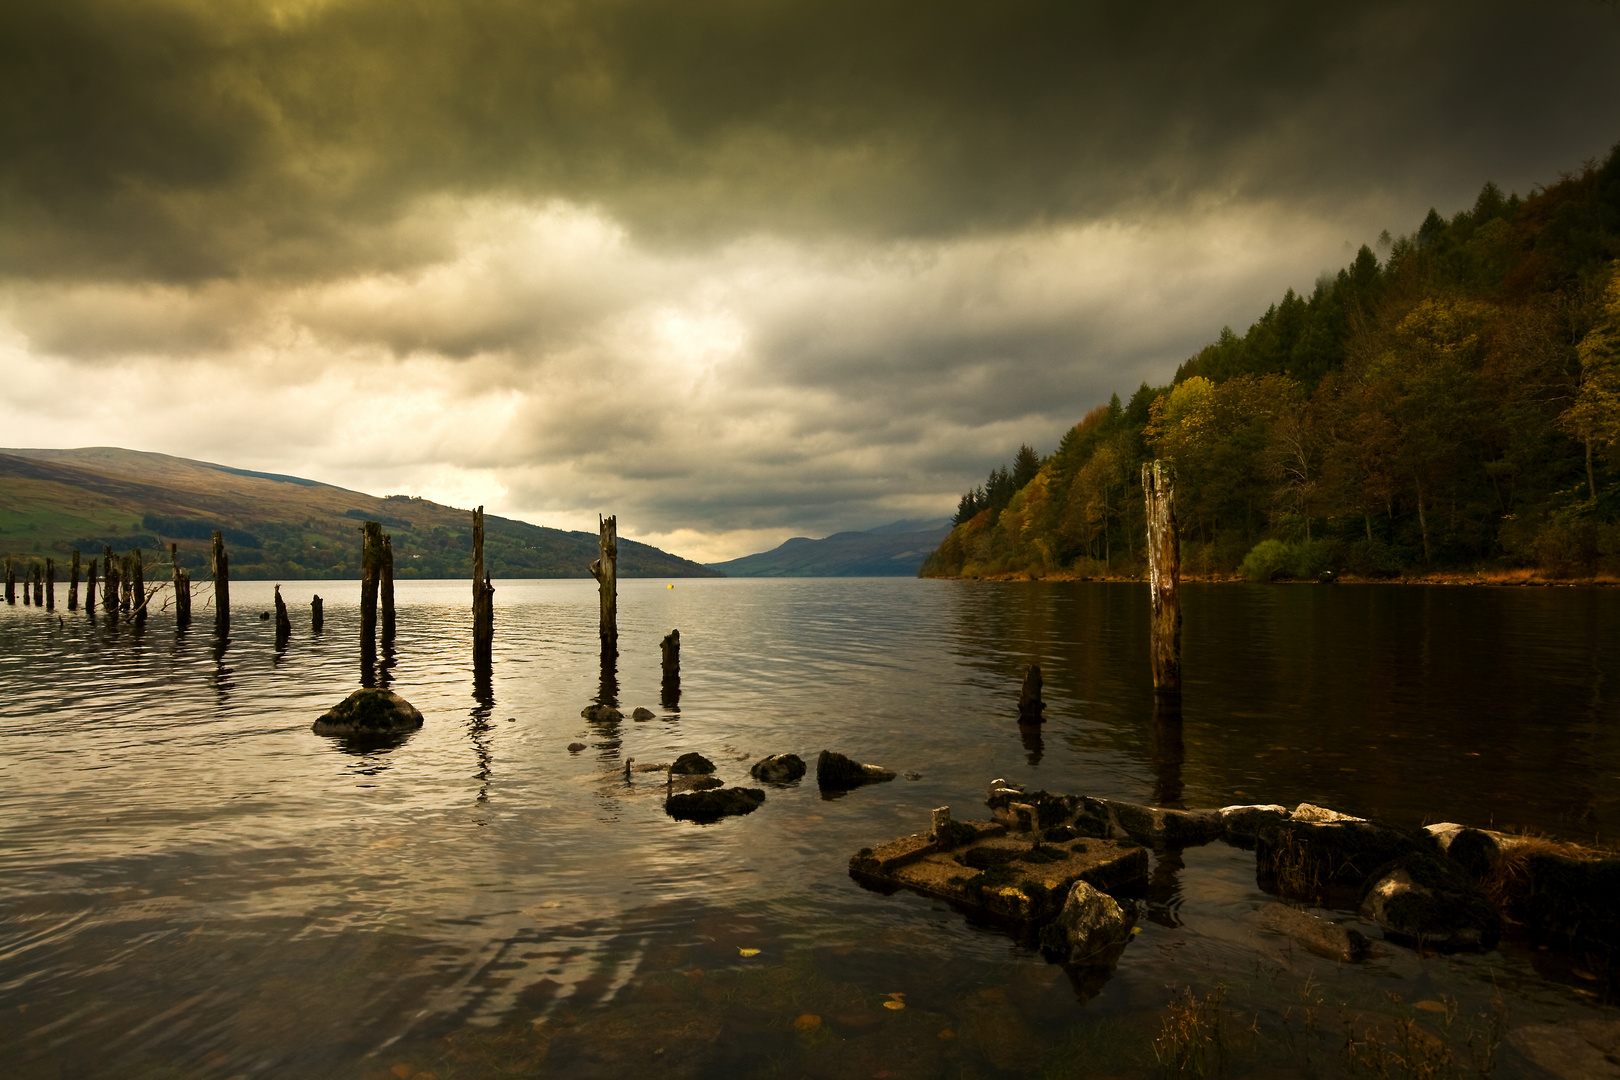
[661,629,680,682]
[274,585,291,645]
[360,520,383,653]
[211,531,230,635]
[381,533,396,640]
[311,595,324,633]
[3,558,12,604]
[170,544,191,629]
[589,514,618,647]
[472,506,494,671]
[131,550,146,625]
[68,550,80,611]
[34,563,44,606]
[45,558,55,610]
[103,546,119,614]
[1141,460,1181,695]
[119,554,133,613]
[85,560,98,614]
[1018,664,1044,723]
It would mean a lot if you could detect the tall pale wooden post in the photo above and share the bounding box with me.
[1142,461,1181,695]
[472,507,494,671]
[211,531,230,636]
[589,514,618,648]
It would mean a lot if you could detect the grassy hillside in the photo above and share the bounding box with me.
[707,518,951,576]
[0,448,720,580]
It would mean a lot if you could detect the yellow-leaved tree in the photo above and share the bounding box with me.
[1561,264,1620,500]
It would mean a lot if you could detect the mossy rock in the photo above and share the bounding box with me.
[312,689,424,736]
[671,752,717,775]
[665,787,765,822]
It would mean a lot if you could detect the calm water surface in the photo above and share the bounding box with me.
[1,578,1616,1077]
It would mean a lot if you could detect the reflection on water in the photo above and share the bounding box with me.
[1,578,1617,1076]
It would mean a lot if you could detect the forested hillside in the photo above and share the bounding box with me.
[923,145,1620,580]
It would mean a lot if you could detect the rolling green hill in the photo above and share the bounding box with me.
[0,447,720,580]
[707,518,952,576]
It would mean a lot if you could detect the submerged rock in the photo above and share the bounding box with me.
[816,750,896,790]
[671,752,716,775]
[1361,853,1501,951]
[1257,902,1371,962]
[750,753,806,783]
[1039,881,1133,965]
[312,689,424,736]
[665,786,765,822]
[631,707,656,721]
[581,704,623,723]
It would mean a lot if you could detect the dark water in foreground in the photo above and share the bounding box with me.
[1,578,1616,1078]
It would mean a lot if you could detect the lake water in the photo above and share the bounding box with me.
[1,578,1616,1078]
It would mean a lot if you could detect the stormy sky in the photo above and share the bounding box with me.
[2,0,1618,561]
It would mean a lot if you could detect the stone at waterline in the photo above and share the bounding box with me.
[816,750,896,791]
[312,689,424,736]
[750,753,806,783]
[581,704,622,723]
[1361,853,1501,951]
[665,787,765,822]
[1257,902,1371,963]
[567,742,587,752]
[631,707,656,721]
[671,752,716,775]
[1038,881,1134,965]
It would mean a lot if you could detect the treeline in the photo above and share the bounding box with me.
[923,145,1620,580]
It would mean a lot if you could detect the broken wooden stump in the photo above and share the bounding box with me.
[311,594,324,633]
[33,562,44,606]
[1018,664,1044,723]
[131,549,146,625]
[102,546,119,615]
[472,506,494,673]
[170,544,190,629]
[68,550,79,611]
[661,628,680,680]
[1141,460,1181,695]
[360,520,383,658]
[381,533,396,641]
[211,531,230,635]
[589,514,617,648]
[274,585,291,646]
[3,558,12,604]
[45,557,54,611]
[85,559,97,613]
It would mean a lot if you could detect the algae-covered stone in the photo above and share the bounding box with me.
[750,753,806,783]
[671,752,717,775]
[816,750,896,790]
[1039,881,1133,965]
[665,787,765,822]
[312,688,424,736]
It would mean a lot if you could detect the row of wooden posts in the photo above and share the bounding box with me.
[4,463,1176,689]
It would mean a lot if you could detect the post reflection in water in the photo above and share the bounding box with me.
[211,631,232,706]
[1149,694,1184,807]
[470,667,495,804]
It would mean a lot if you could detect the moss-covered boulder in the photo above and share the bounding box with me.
[1362,853,1501,951]
[750,753,806,783]
[665,787,764,822]
[312,689,424,736]
[671,752,716,775]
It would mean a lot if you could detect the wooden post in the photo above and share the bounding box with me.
[119,554,133,613]
[1018,664,1044,723]
[103,546,118,614]
[211,531,230,636]
[360,521,382,653]
[3,558,12,604]
[661,629,680,681]
[274,584,291,645]
[1142,460,1181,695]
[171,544,191,629]
[472,506,494,671]
[34,563,44,606]
[311,594,324,633]
[589,514,618,647]
[68,550,80,611]
[45,557,55,610]
[381,533,396,640]
[131,549,146,625]
[85,559,98,614]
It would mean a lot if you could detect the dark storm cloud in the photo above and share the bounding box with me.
[4,0,1617,282]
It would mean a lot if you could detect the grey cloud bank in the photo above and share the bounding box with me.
[1,0,1617,560]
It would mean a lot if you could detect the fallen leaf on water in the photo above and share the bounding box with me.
[1413,1001,1447,1013]
[887,992,905,1000]
[1130,926,1142,935]
[938,1028,955,1040]
[1574,969,1598,981]
[883,1000,905,1010]
[738,947,761,957]
[794,1014,821,1031]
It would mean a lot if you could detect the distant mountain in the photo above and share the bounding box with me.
[0,447,720,580]
[708,518,953,577]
